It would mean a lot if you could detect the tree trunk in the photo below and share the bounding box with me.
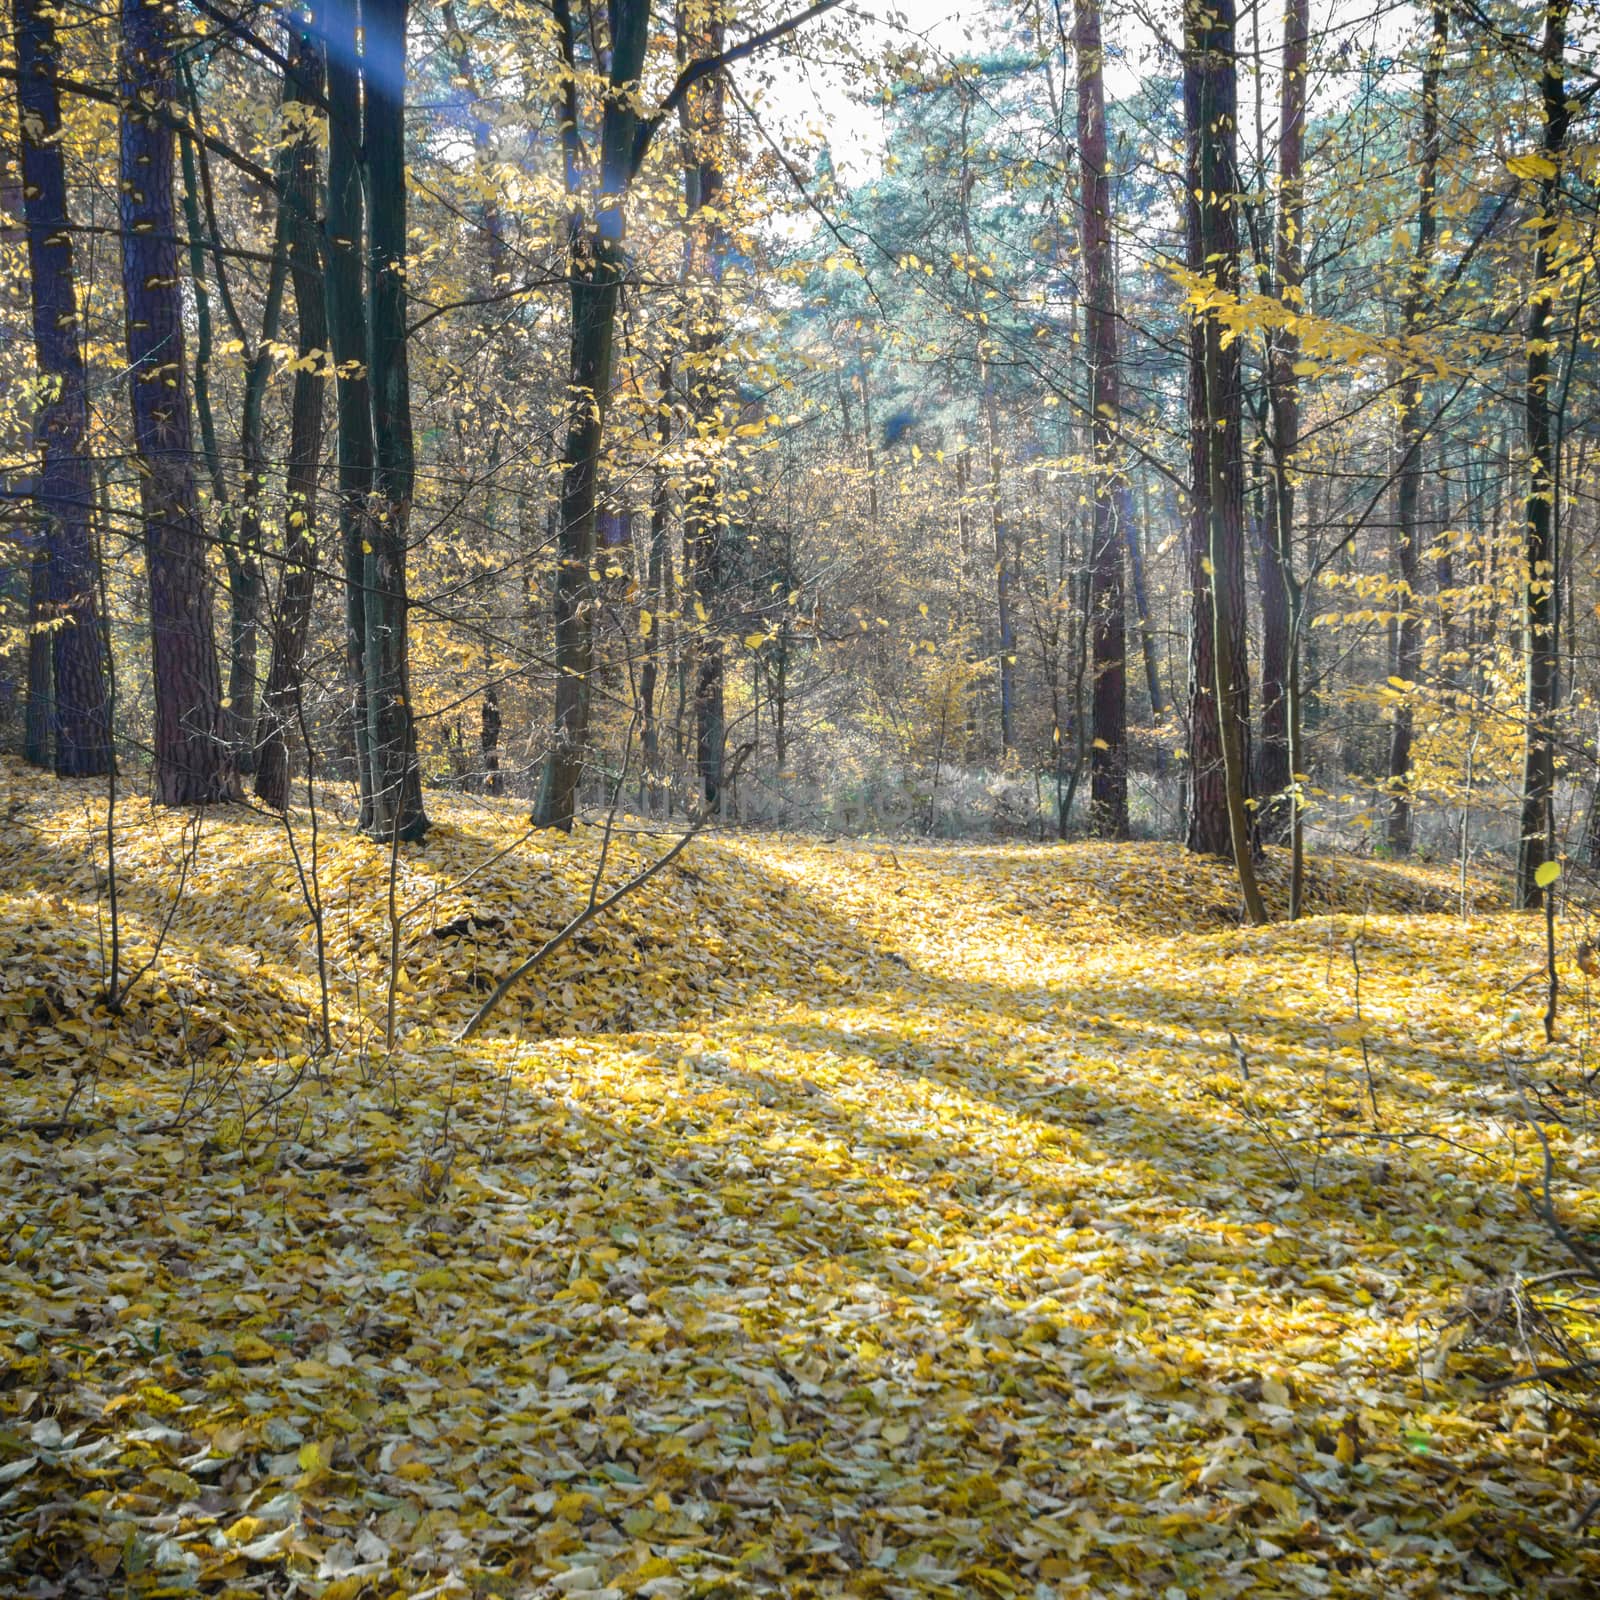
[321,0,375,829]
[1074,0,1128,837]
[533,0,651,830]
[362,0,428,841]
[1184,0,1260,919]
[1126,477,1164,725]
[686,4,728,813]
[640,357,673,813]
[118,0,231,804]
[1263,0,1309,906]
[24,551,50,767]
[1516,0,1569,908]
[481,682,502,793]
[1386,1,1446,857]
[255,19,326,812]
[14,0,110,777]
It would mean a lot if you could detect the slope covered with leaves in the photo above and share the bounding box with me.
[2,760,1597,1598]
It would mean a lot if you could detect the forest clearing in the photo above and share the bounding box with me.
[6,0,1600,1589]
[3,767,1599,1597]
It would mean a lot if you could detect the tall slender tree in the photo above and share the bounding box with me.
[1516,0,1570,907]
[255,15,327,812]
[362,0,428,839]
[13,0,111,776]
[533,0,844,830]
[1386,2,1447,857]
[683,0,730,811]
[1073,0,1128,837]
[1262,0,1310,911]
[322,0,375,828]
[118,0,232,804]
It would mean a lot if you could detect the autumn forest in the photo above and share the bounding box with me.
[5,0,1600,1593]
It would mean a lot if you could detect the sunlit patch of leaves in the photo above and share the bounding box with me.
[1,762,1598,1597]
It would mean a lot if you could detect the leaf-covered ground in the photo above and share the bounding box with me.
[3,761,1599,1597]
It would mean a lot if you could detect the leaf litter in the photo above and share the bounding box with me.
[1,761,1598,1597]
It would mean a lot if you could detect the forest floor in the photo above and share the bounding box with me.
[3,760,1600,1598]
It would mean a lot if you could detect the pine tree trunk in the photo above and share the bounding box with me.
[118,0,231,804]
[14,0,110,776]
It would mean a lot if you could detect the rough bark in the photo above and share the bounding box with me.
[685,3,728,813]
[1184,0,1257,902]
[320,0,375,826]
[533,0,650,830]
[118,0,232,804]
[363,0,428,840]
[14,0,111,776]
[255,19,326,812]
[1516,0,1569,908]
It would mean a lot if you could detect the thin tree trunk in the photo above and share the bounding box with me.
[321,0,375,829]
[686,2,729,812]
[1074,0,1128,837]
[363,0,428,840]
[118,0,231,804]
[1386,1,1446,857]
[1516,0,1570,908]
[24,551,50,766]
[640,357,673,812]
[1126,478,1164,724]
[1264,0,1309,907]
[255,19,326,812]
[533,0,651,830]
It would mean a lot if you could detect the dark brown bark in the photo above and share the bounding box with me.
[1074,0,1128,837]
[363,0,428,840]
[255,19,326,812]
[321,0,375,828]
[13,0,110,777]
[119,0,232,804]
[533,0,649,830]
[1517,0,1570,908]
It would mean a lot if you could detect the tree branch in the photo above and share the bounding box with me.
[630,0,843,177]
[457,743,753,1041]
